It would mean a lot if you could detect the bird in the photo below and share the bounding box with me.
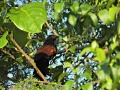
[33,35,58,80]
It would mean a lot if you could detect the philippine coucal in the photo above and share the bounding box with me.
[33,35,58,80]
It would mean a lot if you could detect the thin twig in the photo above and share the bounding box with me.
[9,36,48,83]
[1,49,15,59]
[57,45,89,54]
[45,21,59,36]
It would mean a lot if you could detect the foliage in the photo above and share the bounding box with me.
[0,0,120,90]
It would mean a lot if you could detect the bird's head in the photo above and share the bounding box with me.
[43,35,58,46]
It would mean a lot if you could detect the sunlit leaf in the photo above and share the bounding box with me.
[73,67,80,73]
[0,31,8,48]
[80,47,92,56]
[63,36,68,42]
[8,2,47,33]
[109,6,117,22]
[68,14,77,26]
[54,12,59,21]
[87,12,98,26]
[82,83,93,90]
[65,80,74,90]
[64,62,73,69]
[96,48,105,63]
[70,2,79,13]
[106,0,116,9]
[98,9,110,24]
[59,86,66,90]
[111,66,120,83]
[80,4,92,15]
[110,43,117,50]
[45,85,54,90]
[54,2,64,13]
[83,72,91,80]
[116,17,120,35]
[69,45,76,53]
[58,72,67,83]
[116,52,120,59]
[91,41,99,49]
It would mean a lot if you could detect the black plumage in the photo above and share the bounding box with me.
[33,35,58,80]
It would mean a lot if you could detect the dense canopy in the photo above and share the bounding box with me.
[0,0,120,90]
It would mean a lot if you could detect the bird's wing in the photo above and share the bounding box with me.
[36,45,57,57]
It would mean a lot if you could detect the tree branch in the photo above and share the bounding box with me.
[45,21,59,36]
[9,36,48,83]
[1,49,15,59]
[57,45,89,54]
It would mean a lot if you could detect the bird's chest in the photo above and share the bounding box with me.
[36,45,57,57]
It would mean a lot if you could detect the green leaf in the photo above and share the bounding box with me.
[96,48,105,63]
[97,69,109,83]
[0,31,8,48]
[69,45,76,53]
[63,36,68,42]
[64,62,73,69]
[65,80,74,90]
[14,28,28,47]
[45,85,54,90]
[58,72,67,83]
[54,2,64,13]
[116,17,120,35]
[68,14,77,26]
[2,23,28,47]
[70,2,79,13]
[111,67,120,83]
[110,43,117,50]
[54,12,59,21]
[87,12,98,26]
[80,4,92,15]
[83,16,92,27]
[8,2,47,33]
[73,67,80,73]
[84,68,92,79]
[98,9,110,24]
[91,41,99,49]
[116,52,120,59]
[109,6,117,22]
[59,86,66,90]
[50,65,63,80]
[80,47,92,56]
[106,0,115,9]
[82,83,93,90]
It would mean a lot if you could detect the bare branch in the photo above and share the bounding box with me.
[45,21,59,36]
[1,49,15,59]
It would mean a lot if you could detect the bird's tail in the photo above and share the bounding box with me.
[33,53,49,81]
